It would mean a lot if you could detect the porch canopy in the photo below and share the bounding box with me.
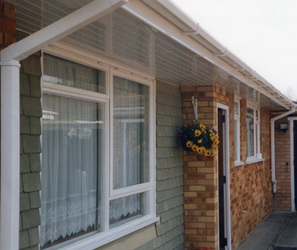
[0,0,294,249]
[4,0,294,110]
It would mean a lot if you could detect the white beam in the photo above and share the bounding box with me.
[0,60,21,250]
[1,0,128,62]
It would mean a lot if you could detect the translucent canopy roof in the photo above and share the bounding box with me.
[3,0,293,111]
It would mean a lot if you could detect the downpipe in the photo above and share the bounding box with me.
[271,107,296,194]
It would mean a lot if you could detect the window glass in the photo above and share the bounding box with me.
[109,193,145,226]
[41,54,155,249]
[234,102,239,116]
[113,76,150,189]
[247,107,255,157]
[234,101,240,163]
[40,94,105,247]
[234,118,239,161]
[43,54,106,94]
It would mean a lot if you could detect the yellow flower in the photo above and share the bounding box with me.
[195,129,201,137]
[214,146,219,152]
[197,147,203,154]
[186,141,193,148]
[211,136,215,141]
[201,147,206,153]
[211,153,216,157]
[191,144,198,152]
[212,138,219,147]
[198,139,202,144]
[205,150,211,157]
[200,123,206,130]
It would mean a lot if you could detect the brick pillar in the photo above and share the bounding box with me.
[181,86,219,250]
[0,1,16,49]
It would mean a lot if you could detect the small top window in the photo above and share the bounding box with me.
[234,100,241,164]
[246,105,262,162]
[43,54,106,94]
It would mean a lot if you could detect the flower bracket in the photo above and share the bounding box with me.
[192,96,198,121]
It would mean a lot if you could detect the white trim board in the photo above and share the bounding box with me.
[216,103,232,250]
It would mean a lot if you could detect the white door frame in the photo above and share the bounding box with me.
[289,117,297,211]
[217,103,231,250]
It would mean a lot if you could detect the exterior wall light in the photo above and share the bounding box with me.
[279,122,288,133]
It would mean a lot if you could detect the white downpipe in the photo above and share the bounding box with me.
[0,59,21,250]
[271,107,296,194]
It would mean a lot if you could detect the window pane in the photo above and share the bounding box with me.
[40,94,105,247]
[247,108,255,157]
[234,119,239,162]
[110,193,145,226]
[43,54,106,94]
[234,102,239,116]
[113,77,149,189]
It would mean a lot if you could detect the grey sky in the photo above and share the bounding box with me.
[172,0,297,100]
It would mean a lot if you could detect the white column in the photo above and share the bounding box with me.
[0,59,21,250]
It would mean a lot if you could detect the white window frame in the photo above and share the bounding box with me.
[234,98,243,166]
[110,69,155,199]
[41,46,158,250]
[246,103,263,164]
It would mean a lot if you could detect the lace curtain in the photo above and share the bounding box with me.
[40,94,104,247]
[40,55,150,246]
[111,76,149,223]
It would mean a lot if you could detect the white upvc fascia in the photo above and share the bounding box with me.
[125,0,293,110]
[0,59,21,250]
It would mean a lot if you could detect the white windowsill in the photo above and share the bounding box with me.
[246,157,264,165]
[235,161,244,167]
[53,216,159,250]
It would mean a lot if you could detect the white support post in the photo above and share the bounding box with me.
[0,59,21,250]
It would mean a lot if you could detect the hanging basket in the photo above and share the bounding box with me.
[180,121,219,157]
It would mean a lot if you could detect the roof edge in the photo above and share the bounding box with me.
[127,0,294,110]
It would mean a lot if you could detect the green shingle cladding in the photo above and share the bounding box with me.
[19,50,42,250]
[137,81,184,250]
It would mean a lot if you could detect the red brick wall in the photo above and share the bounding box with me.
[273,117,292,211]
[0,1,16,49]
[231,106,272,248]
[181,85,273,249]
